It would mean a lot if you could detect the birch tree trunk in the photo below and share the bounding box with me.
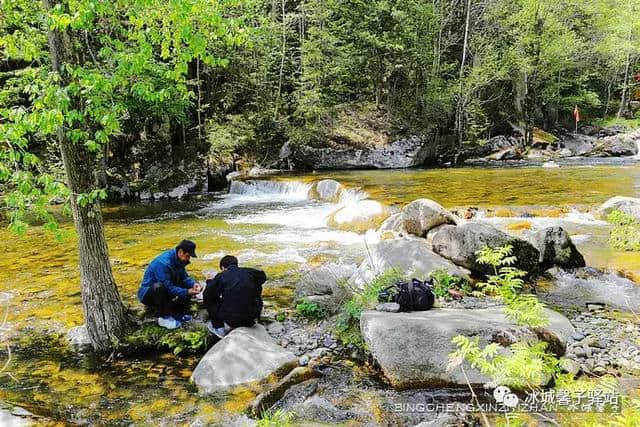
[43,0,129,352]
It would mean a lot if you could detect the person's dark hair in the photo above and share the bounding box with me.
[176,239,197,257]
[220,255,238,269]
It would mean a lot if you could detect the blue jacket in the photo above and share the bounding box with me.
[138,249,196,301]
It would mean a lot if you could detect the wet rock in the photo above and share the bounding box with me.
[309,179,344,202]
[167,180,198,199]
[402,199,458,238]
[413,414,460,427]
[327,200,390,233]
[293,395,352,423]
[360,308,573,389]
[597,196,640,221]
[66,324,92,353]
[349,238,469,287]
[543,268,640,313]
[559,358,580,375]
[250,366,318,416]
[431,222,540,276]
[378,213,408,239]
[191,324,298,395]
[291,136,434,169]
[531,226,585,270]
[139,191,152,201]
[295,263,357,314]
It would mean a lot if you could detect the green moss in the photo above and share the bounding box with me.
[607,210,640,251]
[123,323,210,355]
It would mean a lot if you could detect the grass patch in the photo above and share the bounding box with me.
[429,269,474,298]
[334,268,405,349]
[256,409,294,427]
[295,299,326,320]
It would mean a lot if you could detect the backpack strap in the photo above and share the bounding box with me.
[407,280,414,310]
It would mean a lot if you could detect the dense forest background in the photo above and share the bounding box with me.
[1,0,640,198]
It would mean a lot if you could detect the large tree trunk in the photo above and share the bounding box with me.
[43,0,129,352]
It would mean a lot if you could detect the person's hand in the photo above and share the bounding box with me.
[193,283,203,293]
[188,287,199,296]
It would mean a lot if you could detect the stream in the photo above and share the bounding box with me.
[0,162,639,424]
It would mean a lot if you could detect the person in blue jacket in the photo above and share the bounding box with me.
[138,240,203,329]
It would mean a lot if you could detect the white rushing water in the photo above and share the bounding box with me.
[198,179,376,267]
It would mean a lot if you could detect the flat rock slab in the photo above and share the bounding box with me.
[191,324,298,395]
[542,268,640,313]
[360,308,574,389]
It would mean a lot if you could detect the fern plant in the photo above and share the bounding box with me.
[475,245,547,327]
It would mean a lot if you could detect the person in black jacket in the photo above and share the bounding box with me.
[203,255,266,338]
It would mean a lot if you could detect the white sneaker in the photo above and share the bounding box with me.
[207,321,226,339]
[158,316,181,329]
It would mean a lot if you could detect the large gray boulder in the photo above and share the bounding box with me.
[349,238,469,287]
[309,179,344,202]
[360,308,574,389]
[597,196,640,221]
[591,129,640,157]
[402,199,458,237]
[532,227,586,270]
[295,263,357,313]
[559,133,596,156]
[378,213,408,239]
[431,223,540,276]
[191,325,298,395]
[291,136,434,169]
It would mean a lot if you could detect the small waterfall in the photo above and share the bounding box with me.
[634,139,640,159]
[229,180,312,197]
[337,187,369,205]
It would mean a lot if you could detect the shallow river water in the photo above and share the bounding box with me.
[0,163,639,424]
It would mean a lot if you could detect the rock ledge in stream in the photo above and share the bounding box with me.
[289,136,433,169]
[191,324,298,395]
[360,308,573,389]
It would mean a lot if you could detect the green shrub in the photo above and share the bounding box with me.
[334,268,405,349]
[124,324,210,355]
[607,210,640,251]
[449,245,554,391]
[295,299,326,320]
[429,269,474,298]
[256,409,294,427]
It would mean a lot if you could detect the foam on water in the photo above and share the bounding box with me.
[477,209,608,228]
[202,248,308,264]
[227,204,336,229]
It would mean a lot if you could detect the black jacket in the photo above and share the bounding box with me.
[203,265,266,323]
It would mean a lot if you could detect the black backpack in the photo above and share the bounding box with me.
[378,278,435,311]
